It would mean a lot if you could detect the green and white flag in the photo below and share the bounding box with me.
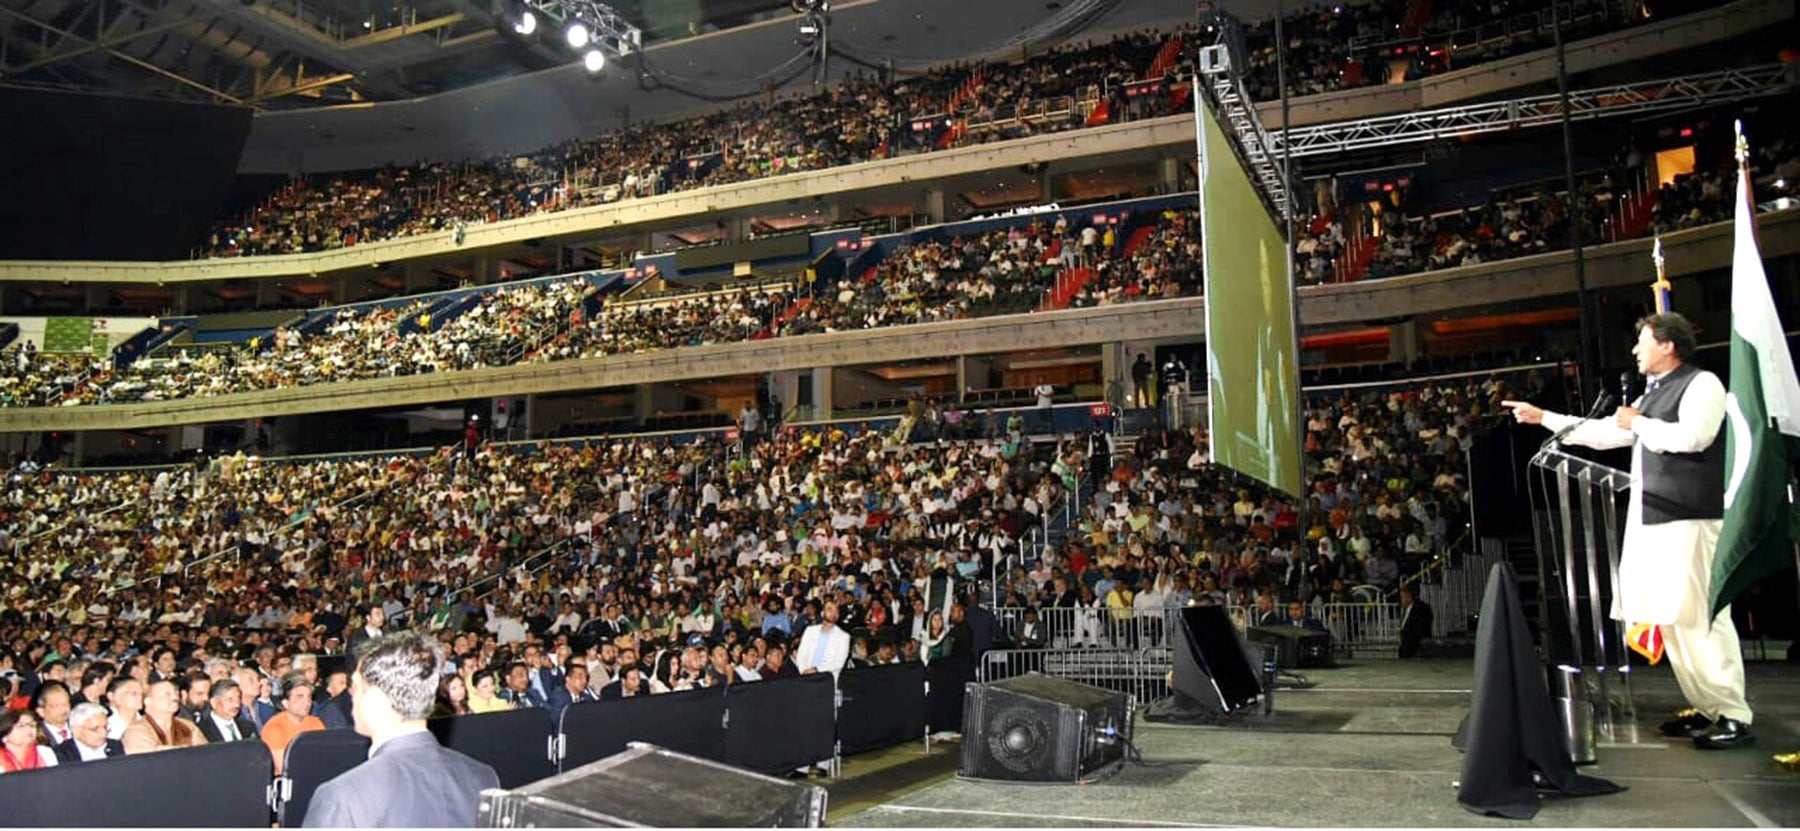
[1713,125,1800,617]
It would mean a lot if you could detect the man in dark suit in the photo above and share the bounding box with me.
[1398,585,1435,659]
[53,703,125,764]
[344,604,385,659]
[314,669,355,730]
[304,632,500,828]
[543,664,600,722]
[1251,594,1283,627]
[597,666,646,700]
[1284,601,1326,632]
[197,679,260,744]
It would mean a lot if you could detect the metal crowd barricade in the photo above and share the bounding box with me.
[976,647,1173,705]
[994,606,1184,651]
[996,602,1405,660]
[1311,602,1404,657]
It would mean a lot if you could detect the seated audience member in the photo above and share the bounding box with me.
[315,669,354,729]
[466,670,511,713]
[261,674,325,774]
[178,674,211,723]
[434,674,472,718]
[52,703,125,764]
[0,709,58,772]
[303,632,501,828]
[122,678,207,753]
[198,679,259,743]
[104,677,144,740]
[33,680,74,746]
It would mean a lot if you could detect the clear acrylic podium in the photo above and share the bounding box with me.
[1528,443,1642,754]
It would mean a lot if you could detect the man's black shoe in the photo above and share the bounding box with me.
[1694,717,1753,750]
[1659,709,1713,738]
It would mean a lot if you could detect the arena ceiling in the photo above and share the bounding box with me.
[0,0,1257,112]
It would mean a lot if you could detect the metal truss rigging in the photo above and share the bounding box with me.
[1273,63,1795,158]
[1195,15,1289,219]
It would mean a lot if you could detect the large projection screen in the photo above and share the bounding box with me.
[1196,96,1302,498]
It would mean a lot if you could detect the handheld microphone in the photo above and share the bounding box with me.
[1620,371,1635,407]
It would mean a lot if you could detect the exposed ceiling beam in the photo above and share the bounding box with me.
[2,13,192,74]
[0,2,248,105]
[250,69,355,102]
[335,13,468,49]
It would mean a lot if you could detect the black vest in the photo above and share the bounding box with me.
[1638,363,1724,524]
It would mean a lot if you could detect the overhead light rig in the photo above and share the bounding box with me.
[502,0,641,75]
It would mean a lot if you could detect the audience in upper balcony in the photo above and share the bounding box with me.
[193,0,1673,261]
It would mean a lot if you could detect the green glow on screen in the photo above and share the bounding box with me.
[1198,100,1301,498]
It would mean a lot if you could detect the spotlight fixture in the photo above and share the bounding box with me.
[565,20,589,48]
[508,1,640,74]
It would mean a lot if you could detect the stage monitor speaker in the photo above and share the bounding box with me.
[958,673,1132,784]
[1170,605,1263,716]
[477,742,826,827]
[1247,625,1333,669]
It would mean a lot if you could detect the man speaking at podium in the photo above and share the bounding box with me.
[1502,313,1752,750]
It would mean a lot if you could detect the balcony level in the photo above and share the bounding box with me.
[2,206,1792,434]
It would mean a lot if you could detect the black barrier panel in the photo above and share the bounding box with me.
[430,708,556,789]
[558,686,726,771]
[0,738,270,827]
[723,674,836,774]
[279,728,372,827]
[839,663,927,756]
[926,659,975,733]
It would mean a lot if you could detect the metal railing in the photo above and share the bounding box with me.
[992,602,1408,658]
[978,646,1172,705]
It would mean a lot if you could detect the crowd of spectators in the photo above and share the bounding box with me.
[186,0,1707,262]
[1353,120,1799,281]
[200,30,1192,259]
[0,346,97,408]
[0,363,1539,769]
[1241,0,1632,101]
[11,209,1215,409]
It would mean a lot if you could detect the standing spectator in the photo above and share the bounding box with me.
[304,632,501,828]
[1131,353,1154,408]
[1033,381,1056,434]
[794,600,851,678]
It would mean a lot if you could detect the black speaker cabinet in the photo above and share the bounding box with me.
[958,673,1132,784]
[1169,605,1263,716]
[477,742,827,827]
[1247,625,1333,669]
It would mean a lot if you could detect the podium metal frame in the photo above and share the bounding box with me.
[1529,444,1641,745]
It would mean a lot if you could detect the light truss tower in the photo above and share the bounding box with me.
[1194,12,1289,219]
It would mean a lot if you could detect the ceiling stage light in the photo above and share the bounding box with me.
[582,48,607,73]
[565,20,590,48]
[514,10,537,35]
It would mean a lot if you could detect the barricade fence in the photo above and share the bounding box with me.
[993,603,1406,658]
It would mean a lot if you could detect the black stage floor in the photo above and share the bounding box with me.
[830,657,1800,827]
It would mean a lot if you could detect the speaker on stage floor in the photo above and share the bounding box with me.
[958,673,1132,784]
[1148,605,1264,723]
[477,742,826,827]
[1246,625,1333,669]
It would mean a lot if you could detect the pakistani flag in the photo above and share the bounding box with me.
[1712,137,1800,618]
